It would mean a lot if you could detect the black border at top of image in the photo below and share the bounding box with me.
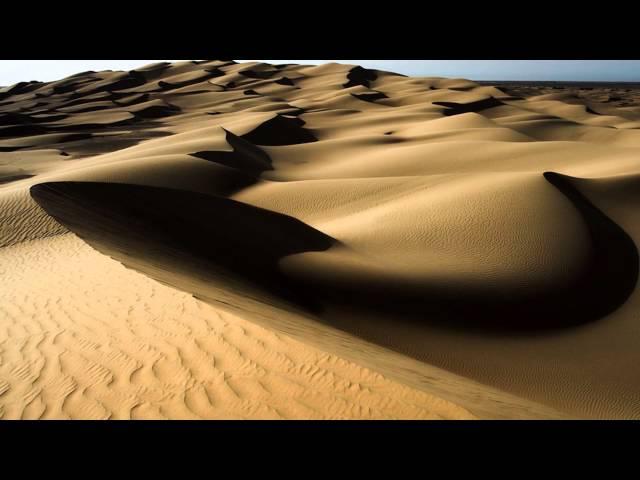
[1,7,638,60]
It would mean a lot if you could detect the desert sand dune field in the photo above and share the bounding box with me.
[2,60,640,419]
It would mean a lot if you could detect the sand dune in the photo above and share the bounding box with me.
[2,60,640,418]
[1,233,481,419]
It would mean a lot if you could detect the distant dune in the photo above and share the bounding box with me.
[2,60,640,418]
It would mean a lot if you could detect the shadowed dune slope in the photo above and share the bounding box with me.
[30,181,335,313]
[30,177,638,332]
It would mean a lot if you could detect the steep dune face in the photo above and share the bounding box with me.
[2,60,640,418]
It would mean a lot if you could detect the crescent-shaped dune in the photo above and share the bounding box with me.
[2,60,640,418]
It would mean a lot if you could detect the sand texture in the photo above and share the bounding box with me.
[2,61,640,418]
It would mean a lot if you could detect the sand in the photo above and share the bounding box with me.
[0,233,477,419]
[2,60,640,419]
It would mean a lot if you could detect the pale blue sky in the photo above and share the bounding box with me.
[256,60,640,82]
[1,60,639,87]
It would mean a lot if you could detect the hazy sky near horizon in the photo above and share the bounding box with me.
[1,60,639,86]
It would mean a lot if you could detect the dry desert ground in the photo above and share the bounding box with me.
[1,60,640,419]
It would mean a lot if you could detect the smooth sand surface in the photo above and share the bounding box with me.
[3,61,640,418]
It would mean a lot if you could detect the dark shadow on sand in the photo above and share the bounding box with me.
[351,92,388,103]
[433,97,504,116]
[240,115,317,146]
[191,128,272,178]
[343,66,378,89]
[298,171,639,333]
[0,173,35,185]
[30,181,335,314]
